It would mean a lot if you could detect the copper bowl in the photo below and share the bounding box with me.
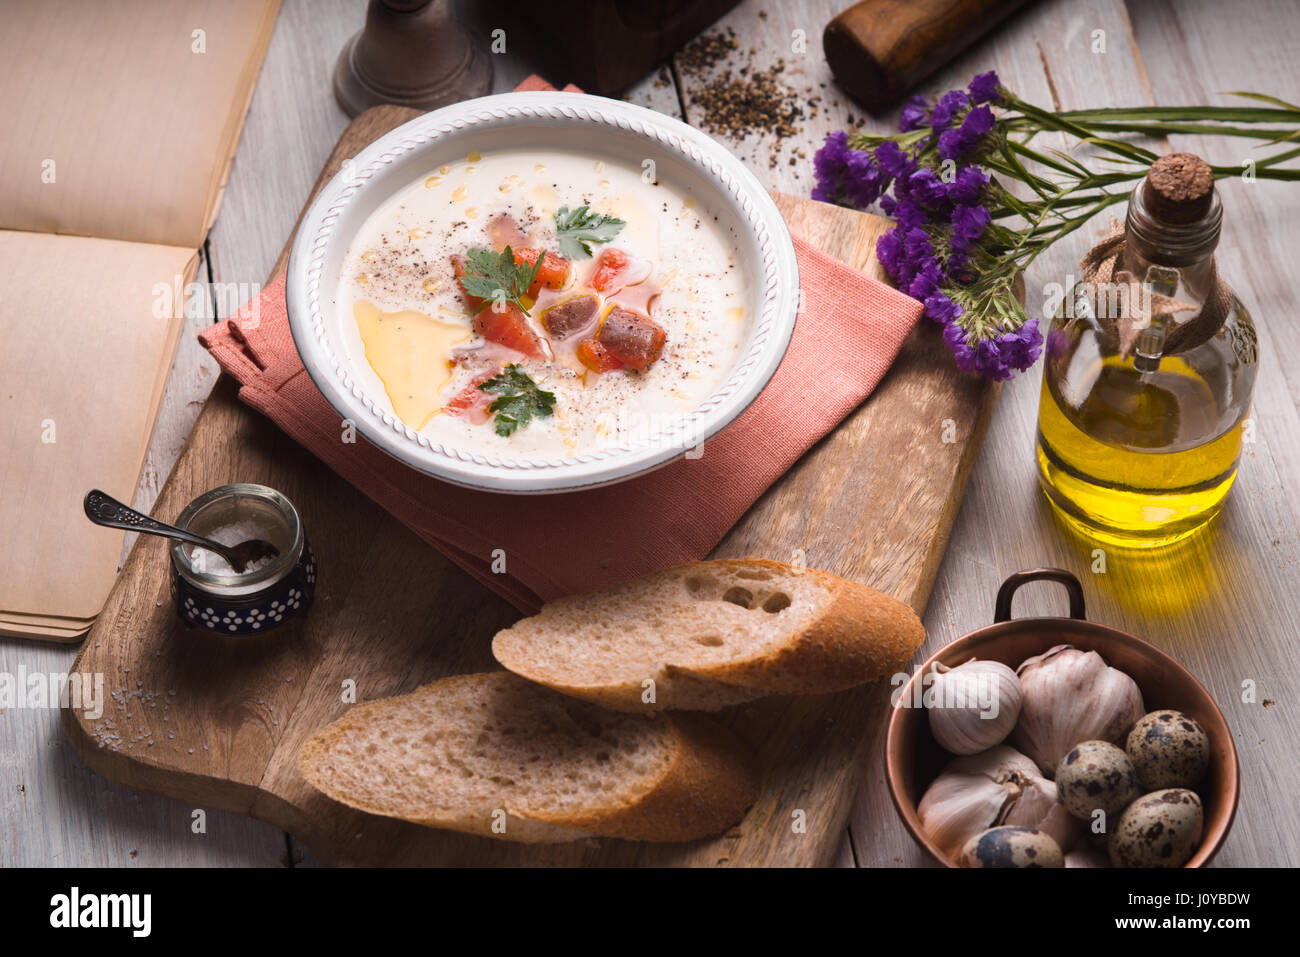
[885,568,1239,868]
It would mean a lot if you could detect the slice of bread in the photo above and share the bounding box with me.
[298,671,758,844]
[492,559,925,711]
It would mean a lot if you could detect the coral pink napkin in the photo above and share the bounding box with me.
[199,82,922,612]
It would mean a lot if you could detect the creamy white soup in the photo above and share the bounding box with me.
[336,148,751,458]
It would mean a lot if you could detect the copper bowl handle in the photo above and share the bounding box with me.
[993,567,1086,622]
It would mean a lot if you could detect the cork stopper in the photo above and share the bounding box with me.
[1141,152,1215,225]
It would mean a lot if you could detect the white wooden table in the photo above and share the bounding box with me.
[4,0,1297,867]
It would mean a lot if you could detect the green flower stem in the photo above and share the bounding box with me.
[1068,120,1300,140]
[1055,106,1300,123]
[1004,97,1161,164]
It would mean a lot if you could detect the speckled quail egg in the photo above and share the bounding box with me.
[1056,739,1140,820]
[1126,709,1210,790]
[1109,788,1204,868]
[959,826,1064,868]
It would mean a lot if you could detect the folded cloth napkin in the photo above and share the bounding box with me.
[200,82,922,612]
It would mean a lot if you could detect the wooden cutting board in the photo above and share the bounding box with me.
[62,106,998,866]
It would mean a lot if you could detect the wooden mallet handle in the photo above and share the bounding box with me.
[824,0,1031,113]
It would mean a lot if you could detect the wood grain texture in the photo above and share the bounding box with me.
[14,0,1300,866]
[843,0,1300,867]
[59,101,996,866]
[824,0,1032,110]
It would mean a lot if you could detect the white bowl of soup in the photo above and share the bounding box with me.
[286,92,799,493]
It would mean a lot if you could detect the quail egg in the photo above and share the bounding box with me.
[1056,739,1140,820]
[1109,788,1204,868]
[1126,709,1210,790]
[959,826,1064,868]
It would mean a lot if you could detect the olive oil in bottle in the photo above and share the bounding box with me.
[1036,153,1258,546]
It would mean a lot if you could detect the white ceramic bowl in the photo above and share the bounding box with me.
[286,91,799,493]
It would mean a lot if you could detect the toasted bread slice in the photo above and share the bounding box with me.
[492,559,924,711]
[298,671,757,843]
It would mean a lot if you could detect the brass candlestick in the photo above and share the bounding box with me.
[333,0,492,117]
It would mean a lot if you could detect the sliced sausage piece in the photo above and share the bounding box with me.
[597,306,666,372]
[542,294,600,339]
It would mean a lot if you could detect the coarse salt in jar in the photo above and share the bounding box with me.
[168,483,316,634]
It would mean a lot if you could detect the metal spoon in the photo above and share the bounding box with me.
[83,489,280,574]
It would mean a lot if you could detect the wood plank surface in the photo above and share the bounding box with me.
[838,0,1300,866]
[59,101,997,866]
[8,0,1299,866]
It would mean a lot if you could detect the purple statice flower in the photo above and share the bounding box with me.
[995,317,1045,372]
[906,167,949,209]
[812,131,850,202]
[813,130,887,209]
[968,70,1003,105]
[950,203,991,254]
[930,90,970,132]
[940,316,1043,380]
[879,194,897,217]
[924,291,963,325]
[843,148,884,207]
[947,164,990,205]
[873,140,913,180]
[874,227,905,282]
[938,105,995,161]
[967,319,1045,380]
[893,196,928,230]
[944,321,977,372]
[903,227,934,265]
[908,260,944,300]
[898,95,929,132]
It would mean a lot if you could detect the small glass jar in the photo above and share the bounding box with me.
[169,483,317,634]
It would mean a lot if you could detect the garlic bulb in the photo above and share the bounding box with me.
[1009,645,1145,777]
[926,659,1023,754]
[917,745,1079,857]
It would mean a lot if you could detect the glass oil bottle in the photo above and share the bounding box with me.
[1036,153,1259,546]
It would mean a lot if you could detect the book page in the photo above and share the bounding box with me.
[0,230,196,620]
[0,0,280,248]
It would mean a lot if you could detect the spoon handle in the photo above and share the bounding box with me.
[83,489,221,553]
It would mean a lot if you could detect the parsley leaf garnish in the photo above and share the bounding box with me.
[478,364,557,437]
[458,246,545,314]
[554,205,626,259]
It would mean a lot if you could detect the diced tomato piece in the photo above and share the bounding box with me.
[542,294,600,339]
[444,368,499,425]
[597,307,666,372]
[576,338,624,373]
[451,254,485,312]
[513,247,570,296]
[474,302,548,359]
[590,247,630,293]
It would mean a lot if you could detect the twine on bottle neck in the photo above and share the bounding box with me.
[1078,220,1231,357]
